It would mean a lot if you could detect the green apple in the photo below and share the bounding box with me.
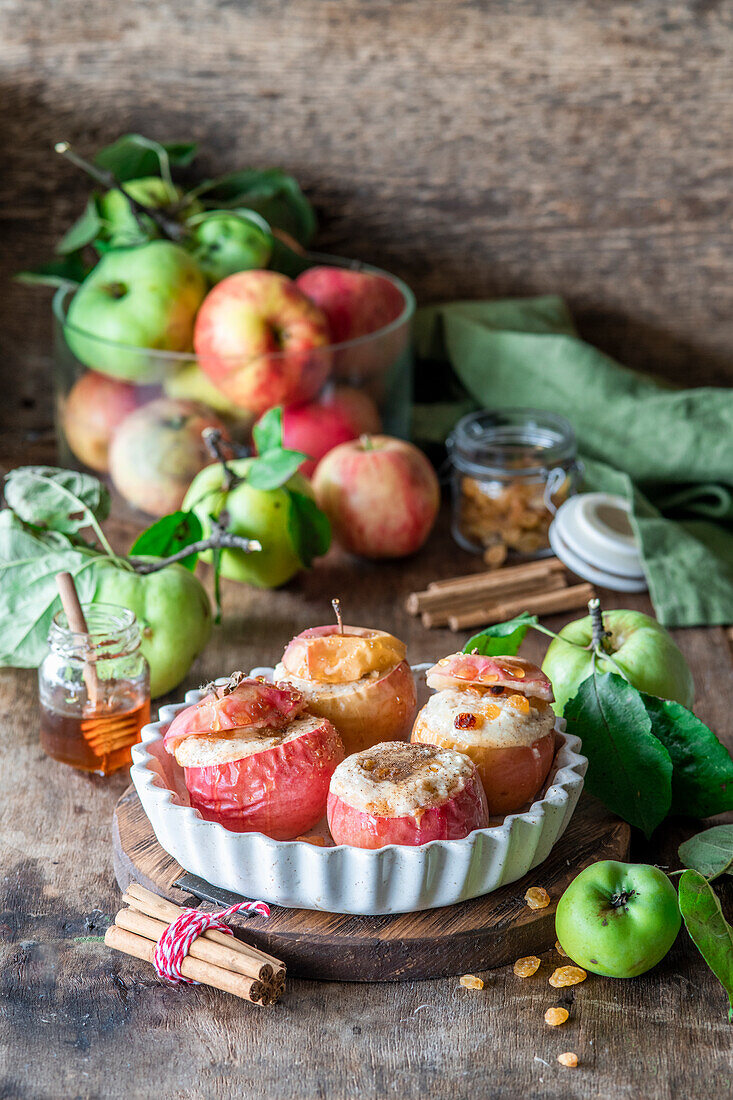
[556,860,681,978]
[97,177,201,248]
[188,210,273,284]
[93,559,212,697]
[163,360,252,423]
[183,458,310,588]
[65,241,207,381]
[542,609,694,715]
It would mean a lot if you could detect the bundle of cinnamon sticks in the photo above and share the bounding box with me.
[406,558,595,632]
[105,883,285,1006]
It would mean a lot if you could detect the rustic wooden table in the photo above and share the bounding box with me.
[1,497,731,1100]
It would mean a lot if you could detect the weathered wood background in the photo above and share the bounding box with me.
[1,0,732,450]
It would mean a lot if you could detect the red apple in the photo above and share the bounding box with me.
[193,270,332,416]
[268,388,381,477]
[312,435,440,559]
[166,675,344,838]
[274,624,417,754]
[327,742,489,848]
[62,371,141,473]
[296,266,408,388]
[108,397,230,516]
[412,653,556,816]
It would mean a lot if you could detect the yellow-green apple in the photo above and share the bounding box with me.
[97,177,200,248]
[65,241,207,380]
[93,558,212,698]
[261,387,381,478]
[62,371,140,473]
[274,624,417,754]
[108,397,229,516]
[188,210,273,284]
[193,270,332,416]
[295,266,408,386]
[164,360,255,429]
[183,457,313,588]
[542,609,695,715]
[312,435,440,559]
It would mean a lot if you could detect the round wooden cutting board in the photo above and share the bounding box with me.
[113,786,629,982]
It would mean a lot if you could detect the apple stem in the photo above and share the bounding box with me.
[203,427,239,491]
[131,531,261,573]
[54,141,188,243]
[588,597,611,653]
[332,597,344,634]
[359,434,374,451]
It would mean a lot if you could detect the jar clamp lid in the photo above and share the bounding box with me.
[549,493,648,593]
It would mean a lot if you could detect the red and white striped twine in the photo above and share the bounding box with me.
[152,900,271,984]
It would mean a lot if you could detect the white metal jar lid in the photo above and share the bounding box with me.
[549,493,647,593]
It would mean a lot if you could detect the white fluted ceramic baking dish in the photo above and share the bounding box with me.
[130,665,587,915]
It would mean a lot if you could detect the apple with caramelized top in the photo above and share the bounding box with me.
[411,654,557,816]
[274,622,417,755]
[165,674,344,838]
[327,741,489,848]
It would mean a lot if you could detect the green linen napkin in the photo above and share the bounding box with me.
[413,297,733,627]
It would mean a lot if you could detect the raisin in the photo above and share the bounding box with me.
[454,712,477,729]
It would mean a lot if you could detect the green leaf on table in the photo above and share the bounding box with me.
[287,490,331,569]
[564,671,673,837]
[4,467,110,535]
[642,695,733,818]
[15,250,90,288]
[247,450,308,492]
[197,169,316,245]
[678,869,733,1021]
[56,196,103,254]
[130,511,203,571]
[251,406,283,455]
[464,613,539,657]
[0,511,103,668]
[679,826,733,880]
[94,134,198,181]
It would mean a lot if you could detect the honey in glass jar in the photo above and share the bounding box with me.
[38,604,150,776]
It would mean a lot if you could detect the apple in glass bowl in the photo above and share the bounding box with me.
[164,674,344,839]
[274,623,417,755]
[327,741,489,848]
[411,653,557,816]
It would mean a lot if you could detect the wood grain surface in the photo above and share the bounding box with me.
[1,495,732,1099]
[112,784,630,981]
[1,0,732,455]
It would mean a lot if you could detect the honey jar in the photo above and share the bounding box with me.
[447,409,581,563]
[38,604,150,776]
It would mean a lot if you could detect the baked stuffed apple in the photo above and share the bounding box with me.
[164,673,344,838]
[411,653,556,816]
[274,619,417,755]
[327,741,489,848]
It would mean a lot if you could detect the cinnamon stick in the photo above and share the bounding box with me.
[104,924,268,1004]
[409,572,567,619]
[115,908,275,984]
[448,583,595,632]
[423,558,565,596]
[123,883,284,980]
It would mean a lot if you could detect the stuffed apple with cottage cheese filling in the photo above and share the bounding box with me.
[273,617,417,755]
[411,653,556,816]
[164,672,344,839]
[327,741,489,848]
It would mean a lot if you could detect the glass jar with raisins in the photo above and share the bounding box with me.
[447,408,581,564]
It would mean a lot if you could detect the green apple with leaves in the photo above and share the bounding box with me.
[65,241,207,380]
[97,177,201,248]
[187,210,273,284]
[542,609,694,715]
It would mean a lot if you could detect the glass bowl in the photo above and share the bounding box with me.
[52,254,414,513]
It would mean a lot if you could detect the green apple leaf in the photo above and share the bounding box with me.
[15,250,90,288]
[94,134,198,181]
[679,826,733,880]
[130,511,203,572]
[641,694,733,818]
[678,869,733,1021]
[268,236,313,278]
[247,450,308,492]
[464,613,539,657]
[197,168,316,245]
[56,196,103,255]
[252,406,283,455]
[287,490,331,569]
[564,671,673,837]
[4,467,110,535]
